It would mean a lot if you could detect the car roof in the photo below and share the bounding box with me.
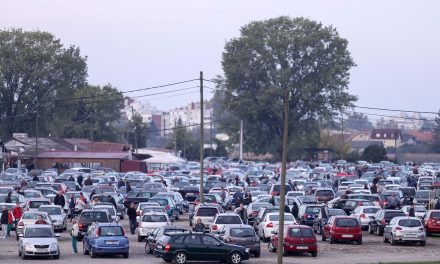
[93,222,121,227]
[24,224,53,229]
[392,216,420,221]
[38,205,62,208]
[224,224,254,229]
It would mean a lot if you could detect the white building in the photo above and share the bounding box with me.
[163,101,213,135]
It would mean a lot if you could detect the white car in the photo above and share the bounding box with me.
[286,191,305,198]
[210,213,243,233]
[383,216,426,246]
[93,204,119,222]
[25,198,51,212]
[351,206,381,228]
[137,212,171,242]
[401,205,427,218]
[37,205,67,232]
[18,224,60,259]
[351,189,371,194]
[257,212,296,242]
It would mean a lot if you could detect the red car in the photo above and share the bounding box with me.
[322,216,362,245]
[268,225,317,257]
[423,210,440,236]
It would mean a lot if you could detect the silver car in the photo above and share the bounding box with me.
[351,206,381,228]
[38,205,67,232]
[16,212,53,239]
[18,224,60,259]
[383,216,426,246]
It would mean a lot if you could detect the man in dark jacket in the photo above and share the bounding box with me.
[126,202,137,235]
[77,174,84,187]
[408,204,416,217]
[83,176,93,186]
[1,207,8,238]
[54,191,66,208]
[236,203,248,224]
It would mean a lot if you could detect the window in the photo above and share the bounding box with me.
[289,228,314,238]
[398,219,421,227]
[335,218,359,227]
[142,215,168,222]
[202,235,219,245]
[174,236,184,244]
[184,235,202,245]
[215,216,242,224]
[100,226,123,236]
[230,228,255,237]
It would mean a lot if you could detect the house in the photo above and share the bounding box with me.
[370,129,402,148]
[401,134,416,146]
[350,141,384,153]
[406,131,434,144]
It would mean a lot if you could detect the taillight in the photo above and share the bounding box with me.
[381,219,386,225]
[165,205,170,211]
[360,214,366,218]
[164,243,171,252]
[303,214,308,219]
[137,211,140,216]
[266,222,273,228]
[395,226,402,231]
[212,225,218,231]
[18,221,24,227]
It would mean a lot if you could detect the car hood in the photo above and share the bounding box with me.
[22,237,57,244]
[50,215,64,221]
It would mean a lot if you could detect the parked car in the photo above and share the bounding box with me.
[252,207,280,232]
[216,224,260,258]
[257,212,296,242]
[148,197,180,220]
[37,205,67,232]
[145,226,187,254]
[83,222,129,258]
[190,204,221,229]
[314,188,335,203]
[383,216,426,246]
[123,191,155,208]
[77,209,112,240]
[210,213,243,234]
[91,193,125,219]
[298,204,321,226]
[25,198,52,212]
[422,210,440,236]
[18,224,60,259]
[351,206,381,229]
[312,207,346,234]
[413,190,430,206]
[268,225,317,257]
[269,183,293,196]
[322,216,362,245]
[137,212,171,242]
[401,205,427,218]
[92,204,119,222]
[154,232,250,264]
[155,191,188,214]
[368,209,406,236]
[246,202,274,226]
[16,211,53,240]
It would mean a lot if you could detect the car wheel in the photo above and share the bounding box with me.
[174,251,187,264]
[268,241,276,252]
[357,239,362,245]
[322,233,326,241]
[229,252,242,264]
[123,253,129,258]
[254,251,260,258]
[83,242,89,255]
[391,236,397,246]
[311,251,317,257]
[329,235,335,244]
[383,234,389,243]
[376,227,382,236]
[53,253,60,259]
[90,249,97,258]
[420,240,426,247]
[368,225,374,234]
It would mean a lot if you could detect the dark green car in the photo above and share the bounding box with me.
[154,232,250,264]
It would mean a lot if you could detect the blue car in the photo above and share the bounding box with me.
[83,222,129,258]
[148,197,179,220]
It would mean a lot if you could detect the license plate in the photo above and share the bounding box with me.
[297,246,308,250]
[342,234,353,238]
[106,241,118,245]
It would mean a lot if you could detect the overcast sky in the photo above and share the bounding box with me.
[1,0,439,122]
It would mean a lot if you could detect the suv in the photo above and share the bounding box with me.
[368,209,406,236]
[190,205,221,230]
[154,233,250,264]
[77,210,112,240]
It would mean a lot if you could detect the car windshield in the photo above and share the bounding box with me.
[142,215,168,222]
[415,191,429,198]
[24,192,40,198]
[274,185,292,192]
[336,218,359,227]
[299,196,317,203]
[252,204,273,211]
[414,206,427,212]
[149,199,168,206]
[142,208,163,214]
[38,207,61,215]
[29,201,50,208]
[100,226,123,236]
[230,228,255,237]
[385,211,405,219]
[328,209,346,216]
[398,219,421,227]
[22,213,47,220]
[316,190,333,196]
[80,212,108,222]
[0,195,20,203]
[95,207,115,216]
[305,207,321,214]
[196,208,218,217]
[431,212,440,220]
[215,216,242,224]
[269,214,294,222]
[289,228,314,238]
[25,228,53,238]
[363,208,379,214]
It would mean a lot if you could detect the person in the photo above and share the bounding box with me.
[292,201,299,219]
[245,176,250,186]
[244,191,252,206]
[219,175,226,182]
[207,165,212,175]
[89,189,96,201]
[32,173,39,181]
[68,195,76,221]
[77,174,84,187]
[370,184,378,194]
[76,194,87,215]
[284,204,291,213]
[83,176,93,186]
[340,190,349,200]
[108,195,117,208]
[5,192,12,204]
[235,176,240,186]
[117,178,125,189]
[387,193,400,209]
[194,218,205,233]
[68,174,75,181]
[71,218,79,254]
[35,215,48,225]
[408,204,416,217]
[269,194,276,206]
[126,202,137,235]
[7,208,14,237]
[54,191,66,208]
[434,197,440,210]
[220,188,227,203]
[161,177,168,187]
[1,207,8,239]
[236,203,248,224]
[126,181,132,193]
[12,202,22,236]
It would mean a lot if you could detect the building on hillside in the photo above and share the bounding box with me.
[369,129,402,148]
[406,131,434,144]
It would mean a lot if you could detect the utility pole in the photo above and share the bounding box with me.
[35,105,39,170]
[277,88,290,264]
[341,113,344,160]
[131,107,139,155]
[239,120,243,161]
[210,117,213,157]
[183,122,186,159]
[199,71,205,203]
[174,119,177,156]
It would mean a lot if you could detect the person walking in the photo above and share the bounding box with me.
[12,202,22,236]
[7,209,14,237]
[5,192,12,204]
[71,218,79,254]
[127,202,137,235]
[408,204,416,217]
[1,207,8,239]
[83,176,93,186]
[244,191,252,206]
[68,195,76,221]
[77,173,84,187]
[126,181,132,193]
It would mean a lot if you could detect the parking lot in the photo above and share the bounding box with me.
[1,213,440,264]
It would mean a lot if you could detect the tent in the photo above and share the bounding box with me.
[144,155,185,164]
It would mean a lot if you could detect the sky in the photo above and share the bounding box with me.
[1,0,439,122]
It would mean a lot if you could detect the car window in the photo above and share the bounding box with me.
[215,216,242,224]
[202,235,219,245]
[100,226,123,236]
[29,201,50,208]
[174,235,184,244]
[289,228,314,238]
[269,214,294,222]
[80,212,109,222]
[335,218,359,227]
[22,213,47,220]
[25,228,53,238]
[363,208,379,214]
[305,207,321,214]
[150,199,168,206]
[142,215,168,222]
[184,235,202,245]
[230,228,255,237]
[38,207,62,215]
[385,211,405,219]
[398,219,421,227]
[196,208,218,217]
[431,212,440,219]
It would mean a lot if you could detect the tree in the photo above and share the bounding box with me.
[217,16,356,159]
[362,145,387,163]
[0,28,87,138]
[345,112,373,131]
[432,111,440,153]
[420,119,434,132]
[128,113,149,148]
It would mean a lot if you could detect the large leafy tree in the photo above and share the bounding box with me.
[127,112,149,148]
[345,112,373,131]
[0,28,87,137]
[362,144,387,163]
[217,16,357,159]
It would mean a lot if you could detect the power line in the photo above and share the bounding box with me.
[356,112,436,122]
[355,106,438,115]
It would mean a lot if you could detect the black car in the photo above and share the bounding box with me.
[77,209,112,240]
[368,209,406,236]
[155,233,250,264]
[332,199,373,215]
[145,226,188,254]
[312,207,346,234]
[123,191,155,207]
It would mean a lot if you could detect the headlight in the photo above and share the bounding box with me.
[24,243,34,250]
[50,243,58,251]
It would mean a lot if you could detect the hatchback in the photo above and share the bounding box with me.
[83,222,129,258]
[383,217,426,246]
[368,209,406,236]
[210,213,243,233]
[268,225,317,257]
[422,210,440,236]
[18,224,60,259]
[322,216,362,245]
[137,212,171,242]
[145,226,187,254]
[217,224,260,257]
[38,205,67,232]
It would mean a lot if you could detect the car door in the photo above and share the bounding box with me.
[201,235,229,260]
[372,211,382,231]
[183,234,204,260]
[84,225,95,251]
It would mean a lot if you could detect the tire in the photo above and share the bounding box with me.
[322,233,326,241]
[83,242,89,255]
[229,252,242,264]
[376,226,383,236]
[254,251,260,258]
[268,241,277,252]
[174,251,187,264]
[383,234,389,243]
[18,249,22,257]
[391,236,397,246]
[90,249,97,258]
[311,251,317,257]
[368,225,374,234]
[357,239,362,245]
[262,236,269,243]
[123,253,129,258]
[53,254,60,260]
[329,235,335,244]
[420,241,426,247]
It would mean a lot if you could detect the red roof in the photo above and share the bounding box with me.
[407,131,434,143]
[37,151,132,160]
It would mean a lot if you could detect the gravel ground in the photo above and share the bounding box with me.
[1,214,440,264]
